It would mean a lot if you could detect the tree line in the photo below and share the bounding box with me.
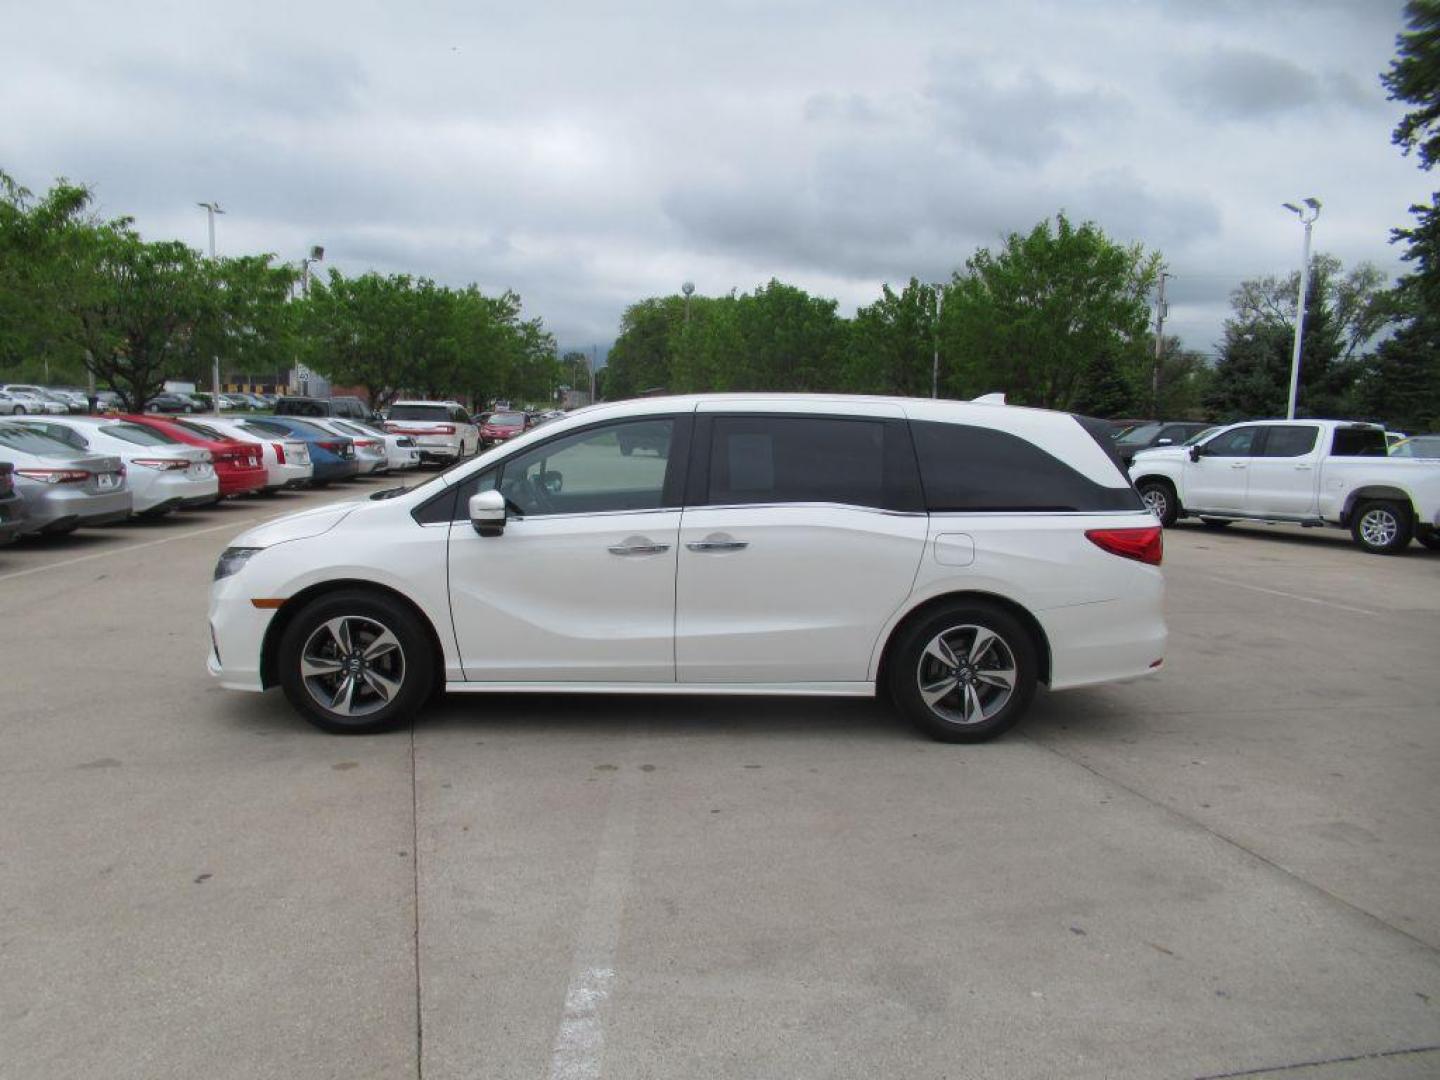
[0,173,561,411]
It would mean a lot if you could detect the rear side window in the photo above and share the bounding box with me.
[705,416,890,510]
[1331,427,1388,457]
[1259,425,1319,458]
[911,420,1141,512]
[390,404,450,423]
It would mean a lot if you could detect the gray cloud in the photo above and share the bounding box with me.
[1171,47,1381,120]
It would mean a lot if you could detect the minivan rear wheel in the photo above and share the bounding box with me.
[888,602,1038,743]
[278,590,433,734]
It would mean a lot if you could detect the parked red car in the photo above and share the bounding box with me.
[479,410,530,448]
[120,414,267,497]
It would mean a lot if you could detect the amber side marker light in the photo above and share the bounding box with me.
[250,598,286,609]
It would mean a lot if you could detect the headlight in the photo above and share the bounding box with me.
[214,546,263,581]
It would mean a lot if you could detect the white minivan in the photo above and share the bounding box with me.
[209,395,1166,741]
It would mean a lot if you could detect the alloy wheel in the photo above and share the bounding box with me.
[915,624,1018,725]
[1360,507,1398,549]
[1141,487,1167,519]
[300,614,407,717]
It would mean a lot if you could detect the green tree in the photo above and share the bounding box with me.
[844,278,939,396]
[605,296,685,398]
[938,213,1161,412]
[1151,336,1213,419]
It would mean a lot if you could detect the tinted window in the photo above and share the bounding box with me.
[488,412,526,426]
[390,404,451,422]
[1331,427,1388,457]
[912,420,1140,512]
[18,423,86,450]
[275,398,327,417]
[499,419,674,516]
[102,422,176,447]
[705,416,888,509]
[1203,426,1260,457]
[1259,425,1319,458]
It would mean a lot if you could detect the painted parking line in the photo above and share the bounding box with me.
[1196,574,1382,617]
[0,517,264,584]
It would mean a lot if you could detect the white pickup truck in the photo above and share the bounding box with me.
[1127,419,1440,554]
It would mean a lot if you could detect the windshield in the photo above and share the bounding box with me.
[1116,422,1162,446]
[1183,427,1218,446]
[103,422,178,446]
[488,412,525,426]
[1392,436,1440,458]
[0,423,81,455]
[390,404,450,422]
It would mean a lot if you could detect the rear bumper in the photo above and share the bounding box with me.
[218,468,268,496]
[311,458,361,482]
[1040,590,1168,691]
[266,461,314,489]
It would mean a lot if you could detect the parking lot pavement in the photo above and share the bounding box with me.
[1,495,1438,1080]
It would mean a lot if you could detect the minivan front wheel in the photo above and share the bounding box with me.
[888,602,1038,742]
[278,590,433,733]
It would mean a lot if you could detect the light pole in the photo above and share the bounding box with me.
[1152,270,1171,416]
[197,202,225,414]
[300,244,325,297]
[1282,197,1321,420]
[931,282,945,399]
[681,280,694,322]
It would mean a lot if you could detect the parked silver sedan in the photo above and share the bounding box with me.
[0,422,133,535]
[8,416,218,516]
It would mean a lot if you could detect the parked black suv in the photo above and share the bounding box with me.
[273,395,372,421]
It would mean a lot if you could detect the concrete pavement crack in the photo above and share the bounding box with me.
[1192,1043,1440,1079]
[1022,734,1440,958]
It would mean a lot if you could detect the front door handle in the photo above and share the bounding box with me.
[1230,463,1247,469]
[686,539,749,552]
[608,539,670,556]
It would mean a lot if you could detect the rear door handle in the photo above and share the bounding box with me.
[608,541,670,556]
[1230,463,1247,469]
[1294,464,1312,470]
[686,539,749,552]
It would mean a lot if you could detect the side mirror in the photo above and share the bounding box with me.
[1189,445,1202,463]
[469,489,507,537]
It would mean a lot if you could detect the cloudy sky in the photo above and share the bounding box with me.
[2,0,1429,359]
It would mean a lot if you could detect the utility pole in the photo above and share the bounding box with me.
[1283,198,1321,420]
[931,283,944,399]
[1152,271,1171,416]
[197,202,225,414]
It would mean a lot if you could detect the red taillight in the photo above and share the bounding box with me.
[16,468,90,484]
[272,442,285,464]
[1086,526,1163,566]
[318,441,345,453]
[130,458,191,471]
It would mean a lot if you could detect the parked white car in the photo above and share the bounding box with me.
[209,394,1167,740]
[328,418,420,472]
[181,417,314,490]
[384,400,479,463]
[1129,418,1440,553]
[8,416,219,515]
[302,418,389,474]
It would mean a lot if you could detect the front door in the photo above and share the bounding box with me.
[447,416,685,682]
[675,410,928,684]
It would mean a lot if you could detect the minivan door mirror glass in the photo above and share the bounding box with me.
[469,489,507,537]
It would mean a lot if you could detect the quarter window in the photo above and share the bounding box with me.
[911,420,1141,512]
[705,416,888,509]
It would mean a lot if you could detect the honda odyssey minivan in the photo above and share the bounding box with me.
[209,395,1166,741]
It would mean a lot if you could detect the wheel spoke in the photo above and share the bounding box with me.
[923,636,958,669]
[301,655,344,678]
[920,676,958,707]
[329,673,358,715]
[968,627,998,664]
[362,628,401,661]
[963,684,985,723]
[361,667,402,702]
[322,617,353,654]
[976,666,1015,691]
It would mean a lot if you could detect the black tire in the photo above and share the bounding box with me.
[13,405,25,415]
[1199,517,1233,529]
[1137,479,1179,527]
[887,601,1039,743]
[1350,499,1413,555]
[278,589,434,734]
[1417,528,1440,552]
